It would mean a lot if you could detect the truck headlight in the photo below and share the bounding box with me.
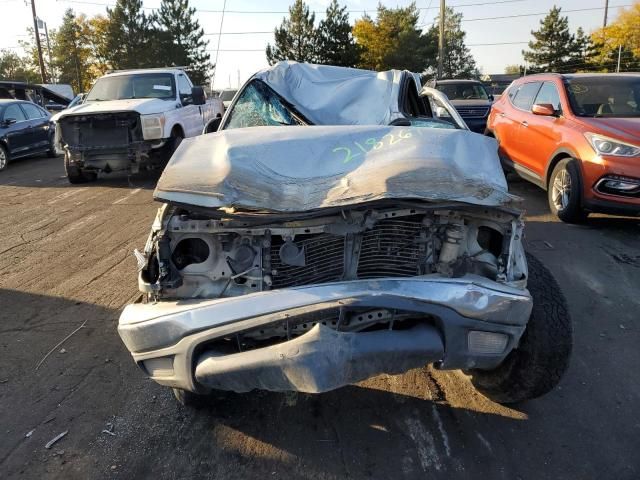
[585,133,640,157]
[141,114,166,140]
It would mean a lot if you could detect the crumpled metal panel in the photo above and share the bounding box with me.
[194,323,444,393]
[154,125,519,212]
[252,61,405,126]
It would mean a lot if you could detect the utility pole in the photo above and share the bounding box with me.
[211,0,227,87]
[603,0,609,27]
[437,0,445,79]
[616,44,622,72]
[30,0,47,83]
[40,19,54,83]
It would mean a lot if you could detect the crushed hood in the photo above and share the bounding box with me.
[154,125,518,213]
[56,98,176,119]
[251,62,407,126]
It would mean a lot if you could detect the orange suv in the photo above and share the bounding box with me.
[486,73,640,222]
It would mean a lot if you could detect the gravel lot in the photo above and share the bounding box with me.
[1,154,639,479]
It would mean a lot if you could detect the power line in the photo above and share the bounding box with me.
[54,0,529,14]
[461,4,632,22]
[203,31,272,36]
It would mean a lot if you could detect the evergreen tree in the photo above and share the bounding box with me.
[316,0,359,67]
[427,7,479,78]
[52,9,94,92]
[522,6,576,73]
[353,3,437,72]
[157,0,211,85]
[103,0,156,69]
[266,0,318,65]
[569,27,597,71]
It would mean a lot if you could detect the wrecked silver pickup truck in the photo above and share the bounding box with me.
[119,62,572,407]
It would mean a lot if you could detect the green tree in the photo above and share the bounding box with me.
[157,0,211,84]
[52,9,94,92]
[353,3,437,72]
[0,50,39,82]
[591,3,640,72]
[522,6,576,73]
[316,0,359,67]
[569,27,598,71]
[427,7,479,78]
[504,64,523,74]
[266,0,318,65]
[103,0,157,69]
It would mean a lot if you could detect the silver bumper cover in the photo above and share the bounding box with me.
[118,276,532,393]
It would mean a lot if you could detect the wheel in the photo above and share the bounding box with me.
[47,135,57,158]
[64,152,97,184]
[172,388,209,408]
[0,144,9,171]
[165,131,184,161]
[548,159,588,223]
[470,253,573,404]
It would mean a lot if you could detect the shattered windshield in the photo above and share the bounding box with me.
[224,80,303,129]
[565,76,640,117]
[86,73,176,101]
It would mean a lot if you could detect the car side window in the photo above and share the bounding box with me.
[511,82,542,110]
[178,74,193,104]
[224,80,300,130]
[22,103,45,120]
[534,82,562,112]
[3,104,27,122]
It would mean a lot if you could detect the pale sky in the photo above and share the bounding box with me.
[0,0,631,91]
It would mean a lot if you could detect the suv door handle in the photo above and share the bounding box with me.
[521,121,528,127]
[499,112,505,117]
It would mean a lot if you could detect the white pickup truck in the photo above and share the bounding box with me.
[54,68,223,183]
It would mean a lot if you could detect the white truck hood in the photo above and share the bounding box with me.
[55,98,177,119]
[154,125,519,212]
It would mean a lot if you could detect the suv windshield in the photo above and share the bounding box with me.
[565,76,640,117]
[436,83,489,100]
[86,73,176,101]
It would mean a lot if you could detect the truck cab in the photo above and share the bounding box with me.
[54,68,223,183]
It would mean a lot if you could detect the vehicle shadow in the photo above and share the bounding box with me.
[0,153,162,190]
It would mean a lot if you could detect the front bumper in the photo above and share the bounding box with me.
[118,276,532,393]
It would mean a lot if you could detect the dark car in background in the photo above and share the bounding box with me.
[0,100,56,171]
[433,79,494,133]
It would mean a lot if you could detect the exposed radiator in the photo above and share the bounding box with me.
[269,216,427,289]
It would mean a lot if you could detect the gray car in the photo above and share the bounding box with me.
[118,62,572,407]
[433,79,494,133]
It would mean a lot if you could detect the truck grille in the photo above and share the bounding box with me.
[270,216,426,289]
[357,218,424,278]
[59,112,141,150]
[455,106,489,118]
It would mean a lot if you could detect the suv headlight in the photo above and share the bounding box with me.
[584,133,640,157]
[141,114,166,140]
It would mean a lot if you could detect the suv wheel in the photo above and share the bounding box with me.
[65,152,97,184]
[548,159,588,223]
[469,253,573,404]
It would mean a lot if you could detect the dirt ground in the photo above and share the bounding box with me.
[1,154,639,480]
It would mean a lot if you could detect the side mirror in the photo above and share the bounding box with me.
[2,118,17,127]
[532,103,555,116]
[191,86,206,106]
[203,116,222,134]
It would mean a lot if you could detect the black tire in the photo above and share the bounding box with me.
[65,152,97,184]
[0,143,9,171]
[470,253,573,404]
[165,131,184,161]
[548,159,588,223]
[47,135,57,158]
[172,388,209,408]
